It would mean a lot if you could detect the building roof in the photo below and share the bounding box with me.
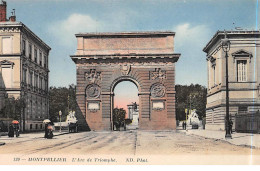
[75,31,175,37]
[203,30,260,53]
[0,21,51,51]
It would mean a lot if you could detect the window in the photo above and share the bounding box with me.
[29,44,32,59]
[40,77,43,89]
[213,65,216,85]
[39,52,42,66]
[43,78,45,90]
[2,37,12,54]
[29,72,33,86]
[30,100,32,118]
[45,79,48,91]
[237,60,247,82]
[1,66,13,88]
[34,48,37,63]
[232,49,252,82]
[238,106,248,114]
[40,102,42,118]
[22,40,26,55]
[34,74,38,88]
[23,69,27,83]
[44,55,47,68]
[0,60,14,88]
[210,57,216,87]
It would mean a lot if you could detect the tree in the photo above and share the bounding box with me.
[49,84,77,122]
[175,84,207,121]
[113,108,126,127]
[0,97,25,120]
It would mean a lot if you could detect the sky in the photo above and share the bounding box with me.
[114,81,139,116]
[5,0,260,107]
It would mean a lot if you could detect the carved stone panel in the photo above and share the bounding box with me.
[87,101,100,113]
[86,84,101,99]
[120,64,131,76]
[85,69,101,84]
[152,101,165,110]
[150,68,166,80]
[151,83,166,98]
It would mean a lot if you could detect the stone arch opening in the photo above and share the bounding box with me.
[111,78,140,131]
[111,76,140,93]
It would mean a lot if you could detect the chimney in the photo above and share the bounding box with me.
[9,9,16,22]
[0,0,7,22]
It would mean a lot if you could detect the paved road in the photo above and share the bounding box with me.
[1,130,260,164]
[1,130,260,155]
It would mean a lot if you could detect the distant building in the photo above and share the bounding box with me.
[0,1,51,131]
[203,30,260,130]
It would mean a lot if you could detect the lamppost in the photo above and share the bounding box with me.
[221,32,232,139]
[189,95,192,126]
[59,110,62,133]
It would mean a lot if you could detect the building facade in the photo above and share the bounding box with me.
[203,30,260,130]
[0,1,51,131]
[71,31,180,131]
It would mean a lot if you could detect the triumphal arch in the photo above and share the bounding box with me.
[70,31,181,131]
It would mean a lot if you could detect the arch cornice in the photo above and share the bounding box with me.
[71,53,180,64]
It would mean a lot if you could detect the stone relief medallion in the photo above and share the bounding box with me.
[151,83,166,98]
[85,69,101,84]
[86,84,101,98]
[120,64,131,75]
[150,68,166,80]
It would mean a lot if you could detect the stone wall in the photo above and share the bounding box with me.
[76,59,177,130]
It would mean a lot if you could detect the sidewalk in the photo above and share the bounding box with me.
[178,129,260,149]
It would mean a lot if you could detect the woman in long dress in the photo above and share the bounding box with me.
[8,124,14,137]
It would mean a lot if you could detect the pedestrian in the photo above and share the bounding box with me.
[113,122,116,131]
[202,117,206,129]
[44,123,48,138]
[182,121,184,130]
[47,123,53,139]
[229,119,233,134]
[123,121,126,131]
[184,121,187,130]
[8,124,14,137]
[13,124,20,137]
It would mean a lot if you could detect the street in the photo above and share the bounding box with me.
[1,130,260,164]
